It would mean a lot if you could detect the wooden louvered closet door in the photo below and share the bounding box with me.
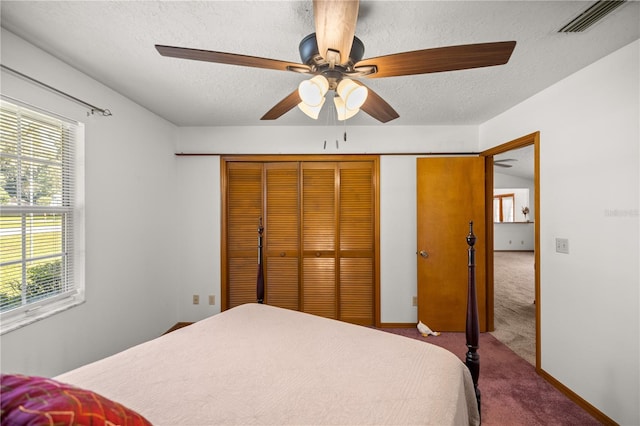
[339,162,374,325]
[301,162,337,319]
[264,163,300,311]
[223,157,377,326]
[225,162,263,308]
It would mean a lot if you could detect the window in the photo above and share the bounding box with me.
[0,97,84,334]
[493,193,514,222]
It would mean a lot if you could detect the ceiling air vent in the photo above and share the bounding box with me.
[558,0,627,33]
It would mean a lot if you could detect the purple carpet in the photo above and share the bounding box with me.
[379,328,602,425]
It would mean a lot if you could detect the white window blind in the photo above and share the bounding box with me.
[0,97,84,333]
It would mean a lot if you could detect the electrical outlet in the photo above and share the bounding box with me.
[209,295,215,305]
[412,296,417,307]
[555,238,569,254]
[193,294,199,305]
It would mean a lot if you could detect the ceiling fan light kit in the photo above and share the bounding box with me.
[298,97,326,120]
[297,74,368,120]
[298,75,329,106]
[155,0,516,123]
[337,78,368,111]
[334,95,359,121]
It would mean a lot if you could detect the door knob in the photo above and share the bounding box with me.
[418,250,429,258]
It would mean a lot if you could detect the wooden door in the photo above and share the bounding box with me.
[301,162,337,319]
[264,162,300,310]
[225,162,263,308]
[338,162,375,325]
[222,156,378,325]
[299,161,376,324]
[416,157,486,331]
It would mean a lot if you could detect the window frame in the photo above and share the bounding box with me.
[0,96,85,334]
[493,193,515,222]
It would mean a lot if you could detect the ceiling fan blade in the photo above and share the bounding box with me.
[314,0,359,65]
[356,81,399,123]
[355,41,516,78]
[156,45,311,73]
[494,163,513,168]
[261,90,302,120]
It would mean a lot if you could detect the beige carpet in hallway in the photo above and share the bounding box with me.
[490,251,536,365]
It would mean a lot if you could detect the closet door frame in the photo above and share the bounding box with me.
[220,155,381,326]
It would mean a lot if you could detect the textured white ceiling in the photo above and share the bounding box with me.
[1,1,638,126]
[494,145,534,180]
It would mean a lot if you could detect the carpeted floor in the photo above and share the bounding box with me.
[380,328,601,425]
[491,251,536,365]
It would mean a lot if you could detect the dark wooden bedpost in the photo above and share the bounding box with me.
[257,217,265,304]
[466,221,481,420]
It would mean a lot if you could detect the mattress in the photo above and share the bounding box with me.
[56,303,479,425]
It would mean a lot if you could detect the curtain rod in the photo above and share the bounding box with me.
[1,64,112,117]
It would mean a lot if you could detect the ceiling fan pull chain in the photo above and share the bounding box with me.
[343,115,347,142]
[323,140,327,150]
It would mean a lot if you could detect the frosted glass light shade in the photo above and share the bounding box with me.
[298,97,325,119]
[333,96,359,121]
[337,78,368,111]
[298,75,329,107]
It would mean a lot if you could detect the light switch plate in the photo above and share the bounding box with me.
[555,238,569,254]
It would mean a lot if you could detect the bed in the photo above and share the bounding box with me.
[1,223,481,425]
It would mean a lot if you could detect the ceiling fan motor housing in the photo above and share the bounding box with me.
[299,33,365,69]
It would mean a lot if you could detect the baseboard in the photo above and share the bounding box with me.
[163,322,194,335]
[538,368,616,425]
[378,322,416,328]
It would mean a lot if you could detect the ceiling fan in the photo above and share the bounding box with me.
[494,159,517,168]
[155,0,516,123]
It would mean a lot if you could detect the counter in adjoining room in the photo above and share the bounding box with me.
[494,222,534,251]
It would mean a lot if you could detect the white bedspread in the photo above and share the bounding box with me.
[56,303,479,425]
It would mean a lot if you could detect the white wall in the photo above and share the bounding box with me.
[480,40,640,425]
[494,172,535,219]
[176,125,477,154]
[379,156,418,323]
[176,156,221,321]
[175,126,478,323]
[494,173,535,250]
[0,29,181,377]
[494,223,534,251]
